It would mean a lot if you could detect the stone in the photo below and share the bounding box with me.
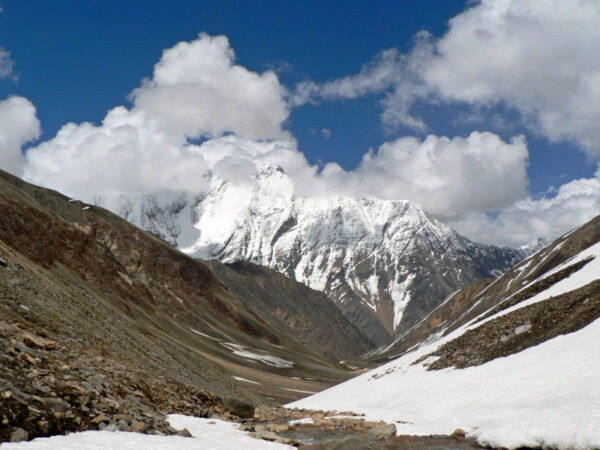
[451,428,466,438]
[22,332,57,350]
[91,373,105,391]
[515,324,532,335]
[255,430,279,441]
[224,396,255,419]
[91,413,109,424]
[10,428,29,442]
[365,423,396,441]
[104,423,119,432]
[41,397,69,411]
[174,428,192,437]
[269,423,289,432]
[81,381,95,393]
[117,420,130,431]
[114,413,132,423]
[132,420,146,432]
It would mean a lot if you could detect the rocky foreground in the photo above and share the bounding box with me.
[0,321,219,442]
[1,321,482,448]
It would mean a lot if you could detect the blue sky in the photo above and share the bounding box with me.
[0,1,465,165]
[0,0,599,246]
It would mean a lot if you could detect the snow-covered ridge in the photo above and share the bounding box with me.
[95,166,523,339]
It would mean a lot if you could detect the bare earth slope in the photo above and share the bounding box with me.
[203,260,374,361]
[0,169,367,442]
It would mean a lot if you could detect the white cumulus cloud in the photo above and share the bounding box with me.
[448,174,600,247]
[131,33,290,141]
[293,0,600,154]
[306,131,529,217]
[422,0,600,155]
[24,33,294,200]
[0,96,41,176]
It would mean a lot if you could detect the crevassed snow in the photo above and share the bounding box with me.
[221,342,294,368]
[288,317,600,450]
[1,416,292,449]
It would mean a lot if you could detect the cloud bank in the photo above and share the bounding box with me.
[295,0,600,155]
[2,0,599,248]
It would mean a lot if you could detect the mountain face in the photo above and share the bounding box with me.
[97,166,525,344]
[203,259,374,361]
[370,214,600,363]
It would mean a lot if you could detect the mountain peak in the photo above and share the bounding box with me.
[101,175,524,343]
[254,164,285,178]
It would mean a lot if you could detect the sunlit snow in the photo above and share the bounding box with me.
[2,416,292,449]
[289,317,600,449]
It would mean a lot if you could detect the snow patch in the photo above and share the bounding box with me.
[221,342,294,368]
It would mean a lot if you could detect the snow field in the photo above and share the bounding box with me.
[288,317,600,449]
[1,416,293,449]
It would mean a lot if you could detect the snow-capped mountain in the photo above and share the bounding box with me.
[96,166,524,344]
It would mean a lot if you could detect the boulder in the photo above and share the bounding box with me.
[10,428,29,442]
[22,332,57,350]
[365,423,396,441]
[224,396,255,419]
[451,428,466,438]
[174,428,192,437]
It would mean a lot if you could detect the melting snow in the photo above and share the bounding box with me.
[288,417,314,426]
[283,388,318,394]
[232,376,261,385]
[189,329,221,341]
[221,342,294,368]
[2,416,292,449]
[289,315,600,449]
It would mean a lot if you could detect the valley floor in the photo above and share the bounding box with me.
[1,411,483,450]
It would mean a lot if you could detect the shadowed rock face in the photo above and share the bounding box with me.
[203,260,374,361]
[0,168,375,441]
[97,167,525,343]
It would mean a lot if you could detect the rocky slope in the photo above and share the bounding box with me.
[98,166,524,344]
[369,214,600,364]
[0,169,372,442]
[204,260,374,361]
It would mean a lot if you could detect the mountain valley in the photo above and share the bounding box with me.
[98,166,526,345]
[1,169,599,449]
